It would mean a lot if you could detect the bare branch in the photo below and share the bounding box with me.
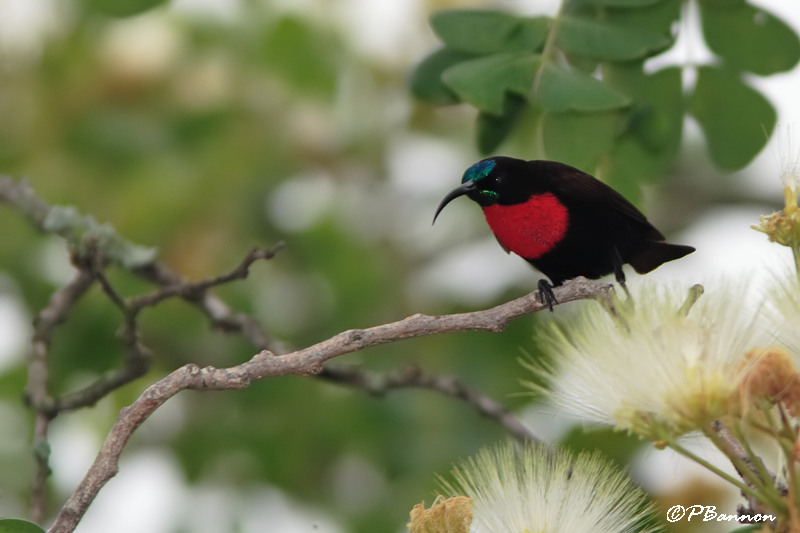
[48,278,610,533]
[319,365,536,442]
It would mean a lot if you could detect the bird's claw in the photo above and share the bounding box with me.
[538,279,558,312]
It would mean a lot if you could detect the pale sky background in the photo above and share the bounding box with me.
[0,0,799,532]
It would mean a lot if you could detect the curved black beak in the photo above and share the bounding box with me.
[432,181,477,225]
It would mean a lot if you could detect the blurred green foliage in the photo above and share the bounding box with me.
[0,0,796,532]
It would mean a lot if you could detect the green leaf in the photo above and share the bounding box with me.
[689,66,776,170]
[602,0,682,35]
[0,519,46,533]
[410,47,477,105]
[476,95,528,153]
[82,0,166,17]
[605,64,683,151]
[431,10,550,54]
[536,64,631,112]
[557,15,672,61]
[699,0,800,75]
[495,103,544,156]
[604,137,662,199]
[604,65,683,185]
[542,110,623,172]
[442,53,539,114]
[564,53,600,75]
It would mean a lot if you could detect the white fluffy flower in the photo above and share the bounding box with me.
[530,283,769,439]
[442,441,659,533]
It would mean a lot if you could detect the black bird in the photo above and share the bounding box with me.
[433,156,695,308]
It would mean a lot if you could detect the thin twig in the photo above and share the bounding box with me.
[25,270,96,413]
[132,257,287,351]
[319,365,536,442]
[707,420,786,518]
[128,244,285,312]
[30,414,51,525]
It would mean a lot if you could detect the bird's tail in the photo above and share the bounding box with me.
[630,241,695,274]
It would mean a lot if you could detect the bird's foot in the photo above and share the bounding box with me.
[612,248,633,308]
[537,279,558,312]
[618,279,633,303]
